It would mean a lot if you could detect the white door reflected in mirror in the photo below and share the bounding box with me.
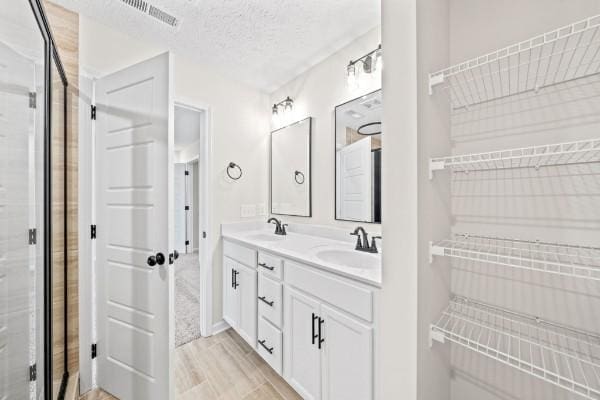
[335,89,382,223]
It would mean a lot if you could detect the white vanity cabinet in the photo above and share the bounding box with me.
[222,236,378,400]
[222,241,257,347]
[284,261,374,400]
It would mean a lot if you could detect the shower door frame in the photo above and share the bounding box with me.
[27,1,69,399]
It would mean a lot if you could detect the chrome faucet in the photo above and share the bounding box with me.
[267,217,287,235]
[350,226,381,253]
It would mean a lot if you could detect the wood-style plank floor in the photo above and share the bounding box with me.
[79,328,301,400]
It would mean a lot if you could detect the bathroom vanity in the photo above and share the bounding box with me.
[222,222,381,400]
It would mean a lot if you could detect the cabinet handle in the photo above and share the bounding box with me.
[312,313,319,345]
[231,268,235,288]
[258,262,275,271]
[233,270,240,289]
[258,296,274,307]
[258,339,274,354]
[318,317,325,349]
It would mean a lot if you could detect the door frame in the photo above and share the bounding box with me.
[77,87,214,396]
[174,100,213,338]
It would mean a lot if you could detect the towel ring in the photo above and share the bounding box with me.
[294,170,305,184]
[227,162,243,180]
[357,121,381,136]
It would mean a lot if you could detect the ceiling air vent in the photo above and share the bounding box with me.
[148,5,178,27]
[121,0,148,13]
[120,0,179,28]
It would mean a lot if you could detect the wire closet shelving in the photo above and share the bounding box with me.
[430,234,600,281]
[429,15,600,109]
[427,12,600,400]
[430,297,600,400]
[429,138,600,179]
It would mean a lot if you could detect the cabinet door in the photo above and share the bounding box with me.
[320,305,373,400]
[236,263,257,346]
[222,257,239,329]
[284,287,322,400]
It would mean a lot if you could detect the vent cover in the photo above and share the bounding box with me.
[120,0,179,28]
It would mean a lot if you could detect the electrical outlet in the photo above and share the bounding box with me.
[256,203,267,216]
[241,204,256,218]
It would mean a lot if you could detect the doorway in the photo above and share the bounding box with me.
[173,105,204,347]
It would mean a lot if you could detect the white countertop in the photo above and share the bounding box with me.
[221,222,382,287]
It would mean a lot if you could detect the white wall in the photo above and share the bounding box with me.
[79,16,270,325]
[268,27,382,232]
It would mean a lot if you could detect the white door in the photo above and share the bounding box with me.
[320,305,373,400]
[222,257,239,329]
[96,52,173,400]
[284,287,321,400]
[236,263,257,346]
[0,41,35,400]
[337,137,372,221]
[173,163,186,253]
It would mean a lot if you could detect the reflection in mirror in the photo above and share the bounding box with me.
[271,117,311,217]
[335,90,382,223]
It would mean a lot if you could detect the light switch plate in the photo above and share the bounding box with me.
[241,204,256,218]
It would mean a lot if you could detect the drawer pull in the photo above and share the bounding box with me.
[258,296,274,307]
[258,339,274,354]
[312,313,318,345]
[258,262,275,271]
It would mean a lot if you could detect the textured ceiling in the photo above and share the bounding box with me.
[50,0,380,92]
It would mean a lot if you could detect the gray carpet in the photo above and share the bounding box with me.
[175,252,201,347]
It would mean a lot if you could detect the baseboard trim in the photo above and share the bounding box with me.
[212,320,229,335]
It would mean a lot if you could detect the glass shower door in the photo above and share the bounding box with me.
[0,1,46,399]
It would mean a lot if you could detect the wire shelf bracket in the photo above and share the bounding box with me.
[430,297,600,399]
[429,138,600,179]
[429,234,600,281]
[429,14,600,109]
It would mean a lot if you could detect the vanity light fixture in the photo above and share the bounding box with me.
[272,96,294,120]
[346,44,382,88]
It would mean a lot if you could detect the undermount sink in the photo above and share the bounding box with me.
[315,249,379,269]
[246,233,285,242]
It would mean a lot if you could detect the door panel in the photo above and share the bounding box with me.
[284,287,321,400]
[222,257,239,329]
[237,264,257,346]
[320,305,373,400]
[337,137,372,221]
[96,52,172,400]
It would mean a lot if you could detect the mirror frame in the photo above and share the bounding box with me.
[334,89,382,224]
[270,117,312,217]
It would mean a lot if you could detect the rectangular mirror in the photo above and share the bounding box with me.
[271,117,312,216]
[335,89,382,223]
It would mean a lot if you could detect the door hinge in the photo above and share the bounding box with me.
[91,224,96,239]
[202,231,207,239]
[185,170,189,176]
[91,343,97,359]
[91,105,97,120]
[29,364,37,381]
[185,205,189,211]
[28,228,36,245]
[29,92,37,109]
[185,240,190,246]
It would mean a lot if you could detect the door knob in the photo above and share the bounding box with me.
[156,252,166,266]
[147,255,157,266]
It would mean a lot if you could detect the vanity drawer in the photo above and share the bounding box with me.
[257,317,282,374]
[285,261,373,322]
[224,240,256,268]
[258,274,283,328]
[257,252,283,280]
